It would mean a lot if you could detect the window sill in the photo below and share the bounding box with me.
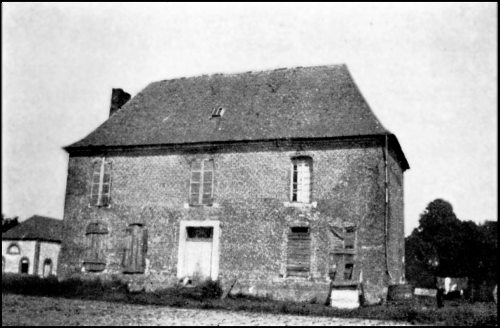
[283,201,317,209]
[184,203,220,208]
[331,248,356,255]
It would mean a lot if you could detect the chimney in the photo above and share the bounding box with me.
[109,88,131,117]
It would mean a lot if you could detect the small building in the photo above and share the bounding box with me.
[58,64,409,304]
[2,215,62,277]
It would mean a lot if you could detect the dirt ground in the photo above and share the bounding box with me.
[2,294,413,326]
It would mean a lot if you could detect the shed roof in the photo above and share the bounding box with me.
[2,215,62,243]
[65,64,409,169]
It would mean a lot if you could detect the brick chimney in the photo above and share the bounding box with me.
[109,88,131,117]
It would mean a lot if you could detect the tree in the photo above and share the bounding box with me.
[405,199,497,288]
[2,214,19,233]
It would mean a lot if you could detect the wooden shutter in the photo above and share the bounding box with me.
[202,160,214,205]
[123,225,147,273]
[287,227,311,277]
[100,160,112,206]
[84,223,108,272]
[90,161,101,206]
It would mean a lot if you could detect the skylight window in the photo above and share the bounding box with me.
[211,107,225,118]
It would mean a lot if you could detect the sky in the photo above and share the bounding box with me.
[2,3,497,235]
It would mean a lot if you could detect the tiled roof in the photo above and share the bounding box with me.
[2,215,62,243]
[65,64,409,169]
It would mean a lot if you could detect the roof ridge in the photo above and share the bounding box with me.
[156,63,348,83]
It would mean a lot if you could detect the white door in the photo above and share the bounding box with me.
[183,227,213,280]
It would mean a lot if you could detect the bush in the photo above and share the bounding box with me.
[2,274,497,326]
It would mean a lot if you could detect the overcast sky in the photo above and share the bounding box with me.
[2,3,497,235]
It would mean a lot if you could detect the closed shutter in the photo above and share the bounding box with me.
[123,225,148,273]
[287,227,311,277]
[90,161,101,206]
[84,223,108,272]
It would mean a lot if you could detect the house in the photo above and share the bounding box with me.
[2,215,62,277]
[58,64,409,305]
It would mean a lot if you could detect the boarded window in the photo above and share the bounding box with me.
[189,159,214,206]
[19,257,29,274]
[122,224,148,274]
[291,157,312,203]
[90,158,112,207]
[286,227,311,277]
[83,223,108,272]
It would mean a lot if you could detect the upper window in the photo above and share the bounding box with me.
[122,224,148,274]
[83,222,108,272]
[189,159,214,206]
[7,244,20,255]
[90,158,112,207]
[291,157,312,203]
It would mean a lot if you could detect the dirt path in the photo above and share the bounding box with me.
[2,294,412,326]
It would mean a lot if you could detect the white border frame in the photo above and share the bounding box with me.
[177,220,220,281]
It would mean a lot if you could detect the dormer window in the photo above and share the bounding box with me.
[211,107,224,118]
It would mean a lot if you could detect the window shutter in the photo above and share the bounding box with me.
[286,227,311,277]
[123,225,147,274]
[190,161,202,205]
[141,228,148,271]
[101,161,112,206]
[202,160,214,205]
[90,161,101,206]
[84,223,108,272]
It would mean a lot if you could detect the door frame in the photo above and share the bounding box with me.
[177,220,220,281]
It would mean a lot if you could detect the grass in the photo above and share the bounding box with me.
[2,274,497,326]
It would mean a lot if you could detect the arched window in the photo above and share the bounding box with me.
[7,243,20,255]
[42,259,53,277]
[19,257,29,274]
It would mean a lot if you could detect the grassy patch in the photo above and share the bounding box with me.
[2,274,497,326]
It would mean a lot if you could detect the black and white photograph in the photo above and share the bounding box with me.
[2,2,497,326]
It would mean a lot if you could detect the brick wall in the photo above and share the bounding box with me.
[58,139,405,303]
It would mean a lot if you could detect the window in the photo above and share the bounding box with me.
[189,159,214,206]
[186,227,213,240]
[83,223,108,272]
[42,259,53,278]
[7,244,20,255]
[291,157,312,203]
[330,226,357,283]
[19,257,29,274]
[90,158,112,207]
[286,227,311,277]
[122,224,148,274]
[211,107,224,118]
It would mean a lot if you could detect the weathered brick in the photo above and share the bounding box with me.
[58,139,405,304]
